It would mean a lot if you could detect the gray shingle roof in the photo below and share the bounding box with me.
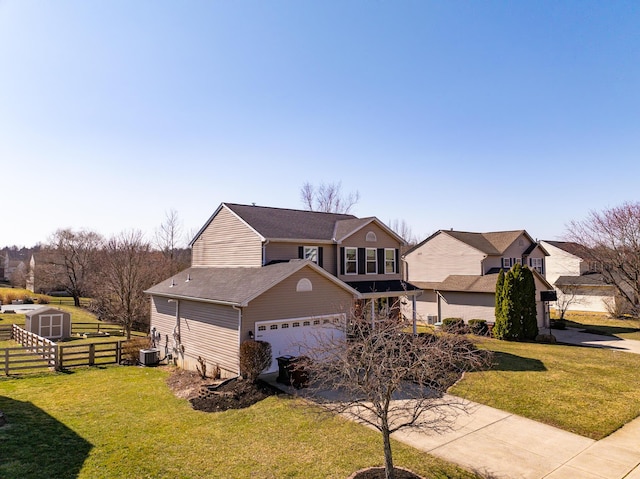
[225,203,356,241]
[543,241,591,259]
[145,260,359,305]
[446,230,527,255]
[555,274,611,287]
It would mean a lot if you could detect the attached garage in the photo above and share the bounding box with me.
[254,314,345,373]
[147,260,359,378]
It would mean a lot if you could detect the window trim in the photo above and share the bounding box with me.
[366,248,377,274]
[384,248,396,274]
[345,247,357,275]
[303,246,318,264]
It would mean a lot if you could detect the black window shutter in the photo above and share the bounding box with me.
[318,247,324,267]
[377,248,385,274]
[340,247,345,275]
[357,248,365,275]
[395,249,399,273]
[298,246,304,259]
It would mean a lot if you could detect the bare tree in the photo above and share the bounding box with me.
[155,209,183,259]
[300,181,360,214]
[91,231,162,339]
[297,310,488,479]
[388,218,419,247]
[553,283,585,320]
[155,209,190,275]
[46,229,103,307]
[567,202,640,315]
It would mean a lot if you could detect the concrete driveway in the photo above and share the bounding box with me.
[549,327,640,354]
[264,372,640,479]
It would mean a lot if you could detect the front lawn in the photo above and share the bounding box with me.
[451,337,640,439]
[0,366,480,479]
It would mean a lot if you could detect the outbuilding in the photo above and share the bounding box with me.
[25,306,72,340]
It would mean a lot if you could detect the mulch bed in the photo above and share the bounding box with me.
[164,367,282,412]
[348,466,425,479]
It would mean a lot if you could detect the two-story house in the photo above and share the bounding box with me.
[403,229,553,327]
[146,203,421,377]
[540,240,617,314]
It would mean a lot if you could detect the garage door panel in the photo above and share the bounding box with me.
[255,315,345,373]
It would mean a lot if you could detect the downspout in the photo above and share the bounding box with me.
[262,240,270,266]
[168,299,180,364]
[436,291,443,321]
[233,305,242,376]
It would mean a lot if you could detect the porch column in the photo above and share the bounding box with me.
[412,295,417,335]
[370,299,375,329]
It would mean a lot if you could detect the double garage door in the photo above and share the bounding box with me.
[254,314,345,373]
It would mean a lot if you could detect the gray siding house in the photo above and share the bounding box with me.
[147,203,421,377]
[403,229,553,327]
[541,240,617,314]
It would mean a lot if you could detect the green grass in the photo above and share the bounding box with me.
[557,310,640,340]
[0,367,479,479]
[451,337,640,439]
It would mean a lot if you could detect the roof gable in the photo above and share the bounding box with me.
[334,217,405,244]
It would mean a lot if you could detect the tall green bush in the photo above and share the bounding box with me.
[493,269,507,339]
[521,266,538,339]
[494,264,538,341]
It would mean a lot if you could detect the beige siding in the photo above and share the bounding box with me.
[265,242,338,275]
[482,255,503,272]
[440,292,496,322]
[150,296,240,378]
[337,223,403,282]
[502,233,532,262]
[411,290,438,323]
[555,286,614,313]
[405,233,485,282]
[242,269,355,338]
[192,206,263,267]
[541,241,584,286]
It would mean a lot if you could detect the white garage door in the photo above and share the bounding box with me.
[255,314,345,373]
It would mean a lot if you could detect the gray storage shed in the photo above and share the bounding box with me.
[25,306,72,340]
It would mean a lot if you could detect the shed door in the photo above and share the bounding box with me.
[40,314,64,338]
[255,314,345,374]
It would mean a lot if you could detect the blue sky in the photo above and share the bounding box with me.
[1,1,639,247]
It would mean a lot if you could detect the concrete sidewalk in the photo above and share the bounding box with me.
[265,374,640,479]
[393,398,640,479]
[549,327,640,354]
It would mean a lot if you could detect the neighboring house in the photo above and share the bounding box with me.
[403,229,553,328]
[3,251,28,287]
[146,203,421,377]
[540,240,617,314]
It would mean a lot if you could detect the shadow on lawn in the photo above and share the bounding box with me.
[0,396,92,479]
[490,351,546,372]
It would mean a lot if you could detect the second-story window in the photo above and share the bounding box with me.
[366,248,377,274]
[304,246,318,263]
[345,247,357,274]
[385,249,396,274]
[530,257,543,273]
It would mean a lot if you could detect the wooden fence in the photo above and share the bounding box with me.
[0,325,149,375]
[0,324,11,341]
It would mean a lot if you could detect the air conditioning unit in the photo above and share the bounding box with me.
[139,348,160,366]
[427,315,438,325]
